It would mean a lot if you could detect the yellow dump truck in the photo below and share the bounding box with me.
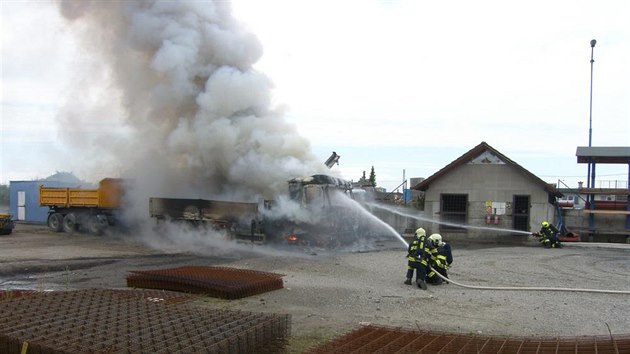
[39,178,124,234]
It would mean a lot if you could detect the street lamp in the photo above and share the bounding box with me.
[587,39,596,190]
[587,39,596,231]
[588,39,596,148]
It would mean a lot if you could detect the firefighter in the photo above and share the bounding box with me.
[537,221,562,249]
[404,228,436,290]
[426,233,452,285]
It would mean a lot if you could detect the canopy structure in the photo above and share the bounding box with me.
[575,146,630,234]
[576,146,630,164]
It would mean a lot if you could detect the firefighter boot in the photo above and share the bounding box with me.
[417,279,427,290]
[404,278,412,285]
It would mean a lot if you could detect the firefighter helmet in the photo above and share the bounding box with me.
[415,228,426,237]
[541,221,550,228]
[429,233,443,246]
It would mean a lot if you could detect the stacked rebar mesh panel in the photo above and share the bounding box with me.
[304,324,630,354]
[126,266,285,299]
[0,289,290,354]
[0,289,39,301]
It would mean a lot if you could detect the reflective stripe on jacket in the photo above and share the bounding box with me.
[433,254,448,270]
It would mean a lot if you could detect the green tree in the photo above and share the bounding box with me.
[369,166,376,187]
[0,184,8,210]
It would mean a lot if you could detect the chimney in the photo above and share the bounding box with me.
[578,181,583,189]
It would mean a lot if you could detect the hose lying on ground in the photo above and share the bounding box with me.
[429,266,630,295]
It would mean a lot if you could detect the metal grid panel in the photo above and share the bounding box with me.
[305,325,630,354]
[0,289,290,354]
[126,265,285,299]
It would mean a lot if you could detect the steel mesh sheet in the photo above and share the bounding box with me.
[305,324,630,354]
[0,289,290,354]
[0,290,39,301]
[126,265,285,299]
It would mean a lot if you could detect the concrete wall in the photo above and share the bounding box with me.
[561,208,629,242]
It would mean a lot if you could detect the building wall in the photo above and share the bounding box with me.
[9,180,84,223]
[421,163,555,241]
[9,181,46,223]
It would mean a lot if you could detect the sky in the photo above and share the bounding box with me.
[1,0,629,193]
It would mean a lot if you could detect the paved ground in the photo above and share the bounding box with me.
[1,223,629,352]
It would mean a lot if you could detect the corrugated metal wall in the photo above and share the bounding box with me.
[8,181,85,223]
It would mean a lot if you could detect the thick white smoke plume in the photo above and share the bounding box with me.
[55,0,330,214]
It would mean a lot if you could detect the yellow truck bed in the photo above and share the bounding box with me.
[39,178,123,209]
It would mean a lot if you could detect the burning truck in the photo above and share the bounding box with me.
[149,174,369,247]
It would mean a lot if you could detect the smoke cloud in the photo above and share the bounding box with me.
[55,0,330,214]
[51,0,403,256]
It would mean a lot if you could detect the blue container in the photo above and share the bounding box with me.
[9,178,89,223]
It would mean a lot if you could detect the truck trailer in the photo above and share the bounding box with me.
[39,178,124,234]
[149,174,366,247]
[149,197,267,242]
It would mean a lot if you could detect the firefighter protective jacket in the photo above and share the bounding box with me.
[540,224,560,238]
[432,243,452,271]
[407,235,437,265]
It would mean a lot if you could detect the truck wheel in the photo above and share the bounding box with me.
[48,213,64,232]
[87,215,107,235]
[62,213,77,233]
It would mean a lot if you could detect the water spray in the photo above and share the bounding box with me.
[333,192,409,248]
[367,202,532,236]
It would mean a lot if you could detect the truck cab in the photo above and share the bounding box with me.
[274,174,362,247]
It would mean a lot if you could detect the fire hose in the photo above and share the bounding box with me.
[399,236,630,295]
[428,265,630,295]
